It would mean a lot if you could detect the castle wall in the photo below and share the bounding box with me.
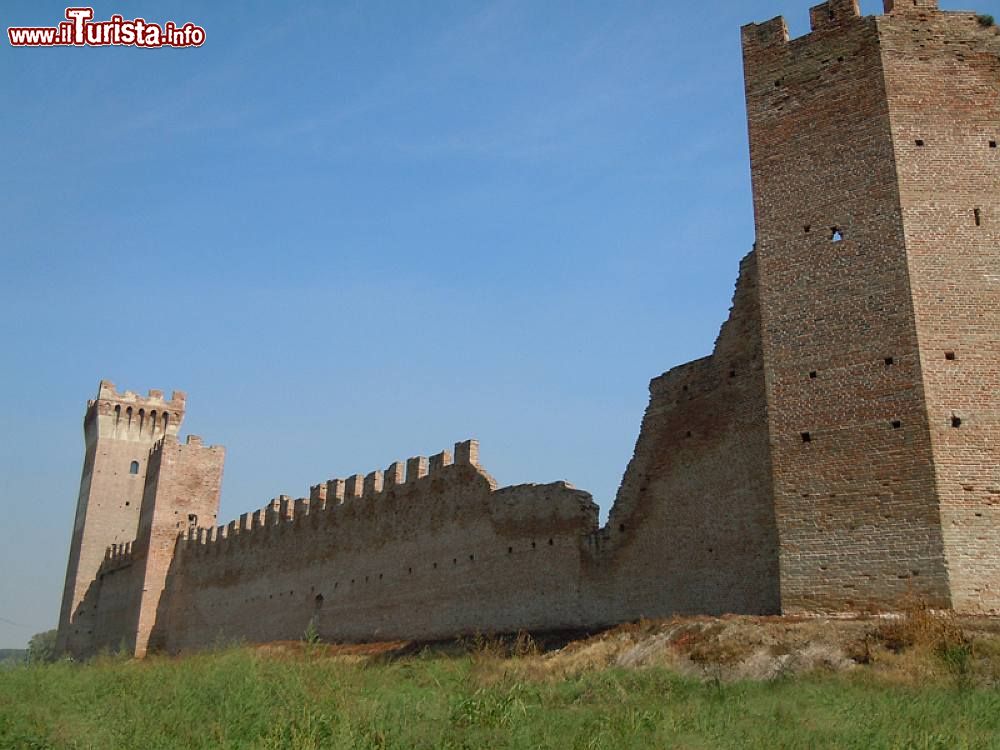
[878,10,1000,613]
[64,3,1000,657]
[156,445,598,651]
[586,252,781,621]
[84,551,141,655]
[742,1,952,612]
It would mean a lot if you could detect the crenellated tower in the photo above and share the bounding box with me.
[742,0,999,612]
[56,380,186,654]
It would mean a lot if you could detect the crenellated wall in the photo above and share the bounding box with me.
[65,1,1000,658]
[154,441,599,649]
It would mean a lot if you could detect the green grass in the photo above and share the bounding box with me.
[1,646,999,750]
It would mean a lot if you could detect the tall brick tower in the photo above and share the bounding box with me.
[742,0,999,613]
[56,381,186,653]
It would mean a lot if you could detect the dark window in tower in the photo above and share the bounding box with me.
[129,461,140,475]
[974,208,981,227]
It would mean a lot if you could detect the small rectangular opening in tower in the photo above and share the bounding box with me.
[945,351,956,361]
[884,357,895,366]
[974,208,981,226]
[990,140,997,149]
[915,139,925,147]
[801,432,812,443]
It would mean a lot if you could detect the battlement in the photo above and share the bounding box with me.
[150,434,223,453]
[742,0,941,51]
[85,380,186,441]
[92,380,186,409]
[183,440,492,557]
[101,540,136,571]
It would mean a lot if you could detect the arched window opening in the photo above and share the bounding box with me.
[129,461,140,475]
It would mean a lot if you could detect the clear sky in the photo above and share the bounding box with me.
[1,0,991,649]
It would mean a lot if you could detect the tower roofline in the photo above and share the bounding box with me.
[742,0,942,51]
[93,379,186,408]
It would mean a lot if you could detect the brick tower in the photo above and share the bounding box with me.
[56,381,186,653]
[742,1,999,613]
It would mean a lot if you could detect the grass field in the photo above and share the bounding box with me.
[2,616,999,750]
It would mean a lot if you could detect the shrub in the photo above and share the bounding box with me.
[977,14,995,27]
[26,630,58,665]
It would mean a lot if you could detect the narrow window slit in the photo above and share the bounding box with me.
[973,208,981,226]
[801,432,812,443]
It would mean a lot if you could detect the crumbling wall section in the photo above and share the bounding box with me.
[585,251,780,621]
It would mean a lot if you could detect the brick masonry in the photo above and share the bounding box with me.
[56,1,999,657]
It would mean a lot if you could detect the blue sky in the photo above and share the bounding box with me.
[0,0,989,648]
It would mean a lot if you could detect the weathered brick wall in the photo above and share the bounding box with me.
[156,443,598,651]
[742,1,954,612]
[878,10,1000,613]
[584,251,781,621]
[133,436,225,656]
[83,551,141,656]
[56,381,186,655]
